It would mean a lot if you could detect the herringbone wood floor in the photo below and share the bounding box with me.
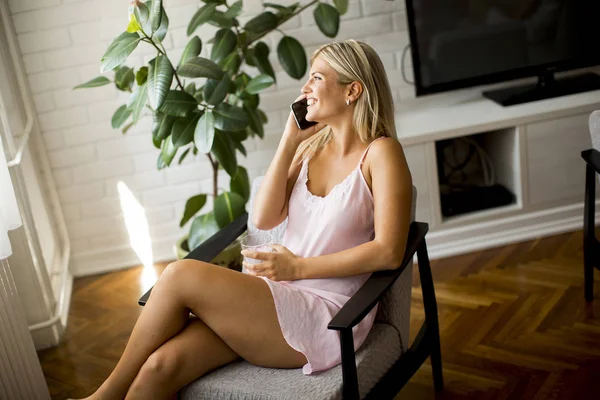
[38,230,600,399]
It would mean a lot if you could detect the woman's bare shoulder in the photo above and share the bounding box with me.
[368,137,407,164]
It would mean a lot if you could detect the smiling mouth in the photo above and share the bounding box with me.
[307,98,318,107]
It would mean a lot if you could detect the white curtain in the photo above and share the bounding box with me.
[0,136,21,258]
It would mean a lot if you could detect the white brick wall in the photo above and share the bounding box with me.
[8,0,415,276]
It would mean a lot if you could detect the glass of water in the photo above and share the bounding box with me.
[240,232,273,272]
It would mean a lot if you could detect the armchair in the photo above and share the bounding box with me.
[581,110,600,302]
[139,179,443,399]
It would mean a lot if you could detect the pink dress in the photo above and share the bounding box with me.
[249,136,387,375]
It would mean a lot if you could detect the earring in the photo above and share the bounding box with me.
[346,99,351,106]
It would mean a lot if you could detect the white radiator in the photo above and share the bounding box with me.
[0,259,50,400]
[1,100,49,400]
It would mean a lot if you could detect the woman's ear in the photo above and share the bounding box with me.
[348,81,363,102]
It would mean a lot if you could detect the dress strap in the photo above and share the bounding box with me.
[359,136,387,167]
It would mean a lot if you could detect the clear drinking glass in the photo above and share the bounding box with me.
[240,232,273,272]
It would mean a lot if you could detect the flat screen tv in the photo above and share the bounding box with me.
[405,0,600,106]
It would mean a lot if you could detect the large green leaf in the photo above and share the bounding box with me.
[233,140,247,156]
[111,105,132,129]
[188,212,219,250]
[203,74,231,105]
[233,72,251,92]
[263,3,289,12]
[160,135,177,166]
[208,10,234,28]
[211,130,237,176]
[178,36,202,67]
[230,166,250,203]
[153,6,169,42]
[253,41,275,81]
[277,36,307,80]
[194,110,215,153]
[74,76,110,89]
[158,90,198,117]
[258,108,268,124]
[187,3,217,36]
[314,3,340,38]
[245,74,275,95]
[178,57,223,80]
[244,11,277,33]
[172,113,201,147]
[115,66,135,91]
[180,194,207,227]
[150,0,162,32]
[244,104,264,138]
[213,103,249,131]
[147,55,173,110]
[240,91,259,109]
[223,1,242,19]
[132,2,150,32]
[178,147,191,164]
[152,112,175,141]
[334,0,349,15]
[219,51,241,75]
[101,32,141,73]
[210,29,237,64]
[126,82,148,123]
[136,66,148,85]
[214,191,245,228]
[228,128,248,142]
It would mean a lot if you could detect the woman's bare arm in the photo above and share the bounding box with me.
[251,137,302,230]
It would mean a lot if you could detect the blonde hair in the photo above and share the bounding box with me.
[295,40,397,162]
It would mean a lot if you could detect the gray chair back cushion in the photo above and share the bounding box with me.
[589,111,600,183]
[589,110,600,151]
[247,176,415,351]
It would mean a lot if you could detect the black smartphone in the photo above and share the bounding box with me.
[290,98,318,130]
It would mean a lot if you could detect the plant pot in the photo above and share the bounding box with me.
[174,234,244,272]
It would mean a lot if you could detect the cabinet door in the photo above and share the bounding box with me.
[403,143,431,224]
[526,112,593,206]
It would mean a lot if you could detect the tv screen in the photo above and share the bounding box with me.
[406,0,600,96]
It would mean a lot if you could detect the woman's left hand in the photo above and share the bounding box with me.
[241,245,300,281]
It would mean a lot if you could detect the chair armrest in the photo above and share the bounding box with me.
[185,212,248,263]
[582,149,600,174]
[138,213,249,306]
[327,221,429,331]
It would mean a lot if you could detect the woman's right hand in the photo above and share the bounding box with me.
[282,94,327,147]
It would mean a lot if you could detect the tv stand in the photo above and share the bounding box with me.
[482,72,600,106]
[395,86,600,260]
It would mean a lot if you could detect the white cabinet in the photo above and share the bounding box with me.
[396,84,600,259]
[526,112,593,206]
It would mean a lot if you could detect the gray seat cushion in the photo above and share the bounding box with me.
[179,323,401,400]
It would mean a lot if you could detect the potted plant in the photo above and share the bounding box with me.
[75,0,350,270]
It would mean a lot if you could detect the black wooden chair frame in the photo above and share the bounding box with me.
[139,214,443,399]
[581,149,600,302]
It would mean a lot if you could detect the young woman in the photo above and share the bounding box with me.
[75,39,412,400]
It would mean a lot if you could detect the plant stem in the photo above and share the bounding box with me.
[208,154,219,200]
[141,33,185,91]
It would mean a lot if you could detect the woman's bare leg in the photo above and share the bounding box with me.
[124,317,240,400]
[84,264,192,400]
[78,259,306,400]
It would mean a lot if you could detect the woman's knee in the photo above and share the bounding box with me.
[135,350,180,385]
[160,260,211,286]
